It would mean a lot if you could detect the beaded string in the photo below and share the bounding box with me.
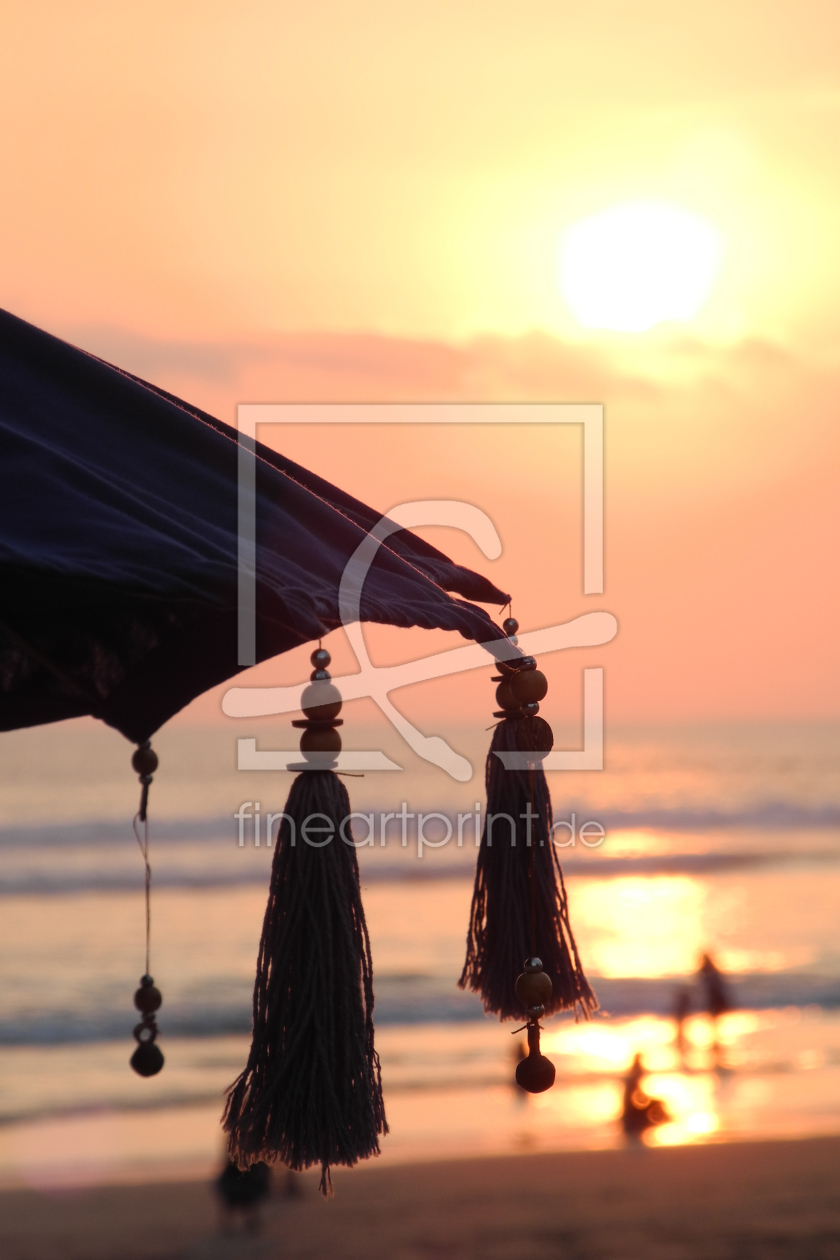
[528,767,537,959]
[129,742,165,1076]
[133,810,151,977]
[132,741,156,977]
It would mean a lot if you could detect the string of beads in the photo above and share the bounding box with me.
[291,647,343,765]
[496,616,556,1093]
[130,741,165,1077]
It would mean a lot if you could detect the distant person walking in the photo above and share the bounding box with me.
[699,952,731,1064]
[216,1159,272,1235]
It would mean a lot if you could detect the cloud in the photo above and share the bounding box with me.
[69,323,838,499]
[58,321,839,721]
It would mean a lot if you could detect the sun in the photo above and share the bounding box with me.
[559,201,724,333]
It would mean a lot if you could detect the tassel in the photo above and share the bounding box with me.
[223,649,387,1194]
[459,644,597,1022]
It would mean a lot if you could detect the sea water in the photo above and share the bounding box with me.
[0,719,839,1187]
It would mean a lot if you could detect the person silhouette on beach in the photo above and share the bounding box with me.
[621,1053,669,1142]
[699,952,731,1065]
[216,1158,272,1235]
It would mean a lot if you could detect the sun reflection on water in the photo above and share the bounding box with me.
[572,876,708,977]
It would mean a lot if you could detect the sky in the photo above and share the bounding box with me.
[1,1,838,725]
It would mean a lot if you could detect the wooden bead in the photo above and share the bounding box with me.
[130,1040,164,1077]
[516,1050,556,1094]
[131,744,158,777]
[521,701,540,717]
[502,617,519,636]
[514,716,554,755]
[524,957,544,973]
[515,1021,555,1094]
[515,970,553,1007]
[301,681,342,722]
[134,978,162,1014]
[510,669,548,704]
[311,648,331,668]
[494,680,520,712]
[300,727,342,754]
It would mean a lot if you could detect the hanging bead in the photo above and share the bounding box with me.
[130,975,164,1077]
[514,958,556,1094]
[301,681,342,722]
[300,726,342,755]
[514,716,554,755]
[515,1022,556,1094]
[131,1031,164,1077]
[134,974,162,1014]
[495,680,520,712]
[296,664,344,766]
[131,742,158,778]
[515,969,553,1008]
[132,741,157,824]
[511,669,548,704]
[502,617,519,637]
[130,749,163,1075]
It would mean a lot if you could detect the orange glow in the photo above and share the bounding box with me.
[571,877,707,978]
[0,3,836,730]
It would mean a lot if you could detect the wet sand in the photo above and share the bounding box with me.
[2,1136,839,1260]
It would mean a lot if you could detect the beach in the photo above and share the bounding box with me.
[4,3,840,1255]
[2,720,840,1194]
[3,1137,840,1260]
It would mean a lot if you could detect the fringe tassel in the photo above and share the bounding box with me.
[223,771,387,1192]
[459,717,598,1020]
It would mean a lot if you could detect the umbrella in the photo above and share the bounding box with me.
[0,308,595,1191]
[0,306,520,1189]
[0,307,509,742]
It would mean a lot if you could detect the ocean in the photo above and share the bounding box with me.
[1,717,839,1187]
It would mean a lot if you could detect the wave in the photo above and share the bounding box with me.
[1,847,839,896]
[594,803,840,830]
[0,819,233,848]
[2,972,839,1046]
[2,799,839,851]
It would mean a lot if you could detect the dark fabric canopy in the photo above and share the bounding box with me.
[0,309,509,743]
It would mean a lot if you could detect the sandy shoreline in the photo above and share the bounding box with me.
[2,1136,839,1260]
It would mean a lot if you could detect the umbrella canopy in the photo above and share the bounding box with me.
[0,309,509,742]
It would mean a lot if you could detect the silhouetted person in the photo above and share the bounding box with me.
[621,1053,669,1141]
[673,986,691,1063]
[699,952,730,1065]
[216,1159,272,1235]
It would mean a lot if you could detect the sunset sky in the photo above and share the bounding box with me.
[2,1,838,725]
